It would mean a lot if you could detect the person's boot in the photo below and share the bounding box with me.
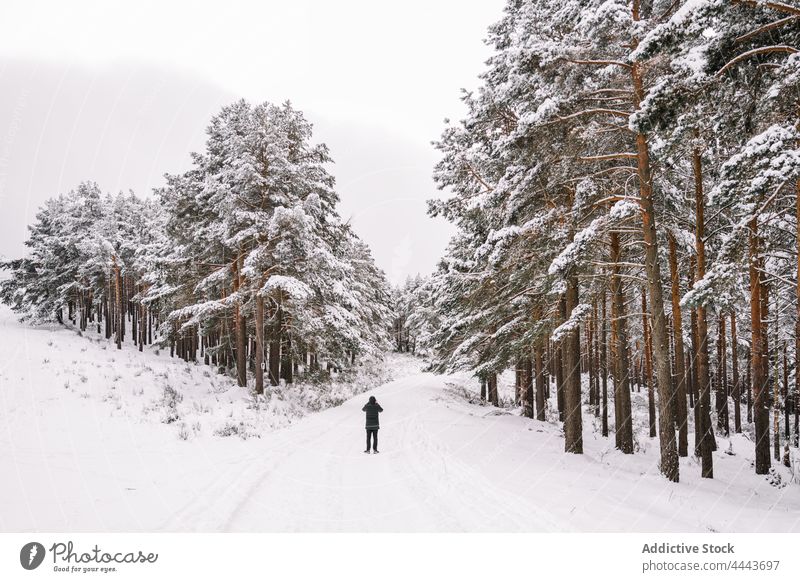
[363,450,370,454]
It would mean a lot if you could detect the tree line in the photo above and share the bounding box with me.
[417,0,800,482]
[1,100,393,392]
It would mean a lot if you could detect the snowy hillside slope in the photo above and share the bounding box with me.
[1,305,798,532]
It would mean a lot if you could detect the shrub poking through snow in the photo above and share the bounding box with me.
[160,384,183,424]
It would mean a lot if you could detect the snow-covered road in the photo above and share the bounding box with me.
[218,373,560,532]
[164,367,800,533]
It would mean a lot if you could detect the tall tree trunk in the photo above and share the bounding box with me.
[563,275,583,454]
[601,287,609,438]
[783,342,789,441]
[556,295,566,421]
[668,234,688,456]
[592,300,601,417]
[688,256,698,411]
[796,178,800,446]
[255,292,265,395]
[269,303,282,386]
[105,279,111,339]
[642,288,656,438]
[281,329,293,384]
[693,134,713,478]
[587,313,596,408]
[535,339,546,421]
[610,231,633,453]
[717,314,730,436]
[113,258,122,350]
[121,273,126,342]
[523,354,534,419]
[234,253,247,388]
[731,311,742,434]
[746,346,753,423]
[631,11,678,480]
[138,297,145,352]
[773,303,781,462]
[488,372,499,407]
[749,217,771,474]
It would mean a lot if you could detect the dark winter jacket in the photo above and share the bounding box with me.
[362,401,383,429]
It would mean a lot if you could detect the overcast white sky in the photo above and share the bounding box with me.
[0,0,506,283]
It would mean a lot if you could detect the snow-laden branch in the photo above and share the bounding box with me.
[731,0,800,17]
[716,45,798,77]
[735,15,799,44]
[578,152,639,162]
[551,303,592,344]
[260,275,313,301]
[541,108,631,126]
[567,59,633,70]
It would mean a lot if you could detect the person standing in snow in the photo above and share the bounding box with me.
[362,395,383,453]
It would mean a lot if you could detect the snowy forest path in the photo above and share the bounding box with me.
[219,371,560,532]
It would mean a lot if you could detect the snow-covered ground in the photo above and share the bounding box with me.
[1,305,798,532]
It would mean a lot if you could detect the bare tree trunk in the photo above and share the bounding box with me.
[235,253,247,387]
[668,234,688,456]
[688,256,698,412]
[750,217,771,474]
[593,300,601,417]
[601,287,609,438]
[138,295,145,352]
[269,302,281,387]
[255,292,265,395]
[796,177,800,447]
[563,275,583,454]
[631,10,678,479]
[718,314,730,436]
[113,257,122,350]
[523,354,534,419]
[773,304,781,462]
[783,341,790,441]
[746,346,753,424]
[121,273,126,342]
[693,135,713,478]
[535,339,546,421]
[783,340,791,466]
[587,312,596,408]
[281,330,293,384]
[488,372,499,407]
[610,231,633,453]
[642,288,656,438]
[731,311,742,433]
[556,294,566,421]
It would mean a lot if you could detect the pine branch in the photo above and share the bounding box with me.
[656,0,682,22]
[568,59,633,70]
[542,108,631,126]
[593,194,641,206]
[716,45,799,77]
[578,152,639,162]
[584,89,633,96]
[567,166,638,181]
[735,15,799,44]
[731,0,800,17]
[462,160,494,192]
